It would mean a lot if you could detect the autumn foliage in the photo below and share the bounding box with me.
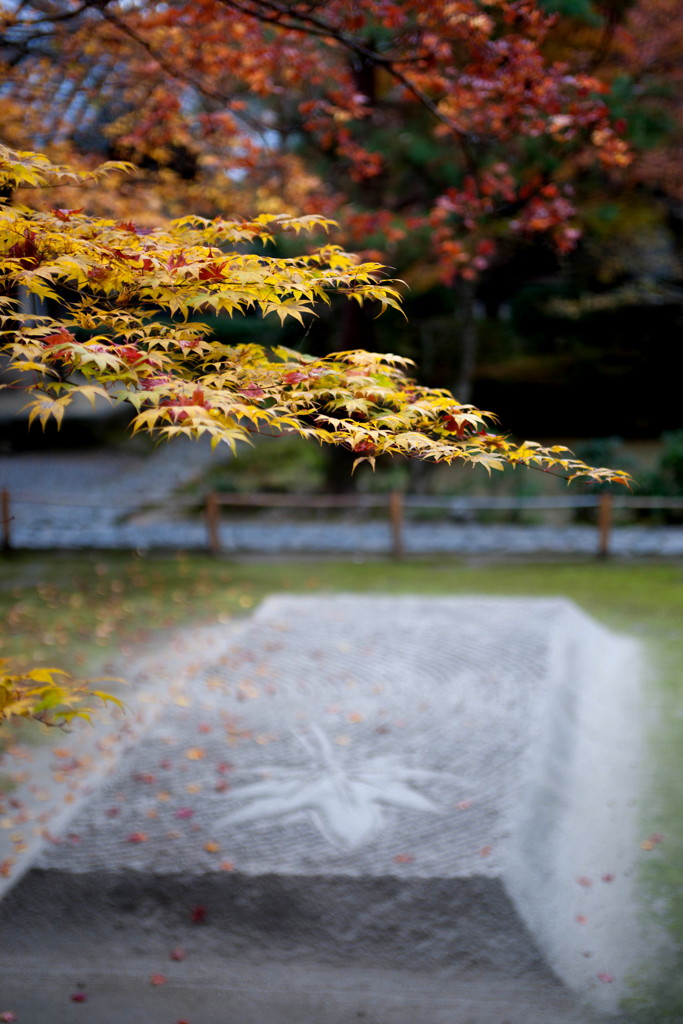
[1,146,631,487]
[0,0,640,728]
[0,660,123,728]
[0,0,632,280]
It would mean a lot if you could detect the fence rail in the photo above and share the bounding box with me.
[3,487,683,558]
[204,490,683,559]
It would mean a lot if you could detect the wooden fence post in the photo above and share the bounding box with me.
[1,489,10,554]
[389,490,404,559]
[205,492,221,555]
[597,492,613,559]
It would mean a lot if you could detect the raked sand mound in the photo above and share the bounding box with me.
[0,596,650,1020]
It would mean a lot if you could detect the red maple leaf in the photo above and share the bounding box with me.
[43,328,75,349]
[52,208,83,221]
[8,230,39,266]
[239,383,266,400]
[283,370,307,385]
[352,439,376,454]
[127,831,149,843]
[198,261,227,281]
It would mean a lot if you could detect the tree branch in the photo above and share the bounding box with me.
[205,0,480,180]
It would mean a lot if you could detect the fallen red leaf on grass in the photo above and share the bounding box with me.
[127,832,149,843]
[190,906,206,923]
[170,947,186,961]
[150,973,166,986]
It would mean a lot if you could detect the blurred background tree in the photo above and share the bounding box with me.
[1,0,680,484]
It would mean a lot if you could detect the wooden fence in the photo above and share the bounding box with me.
[3,487,683,559]
[204,490,683,558]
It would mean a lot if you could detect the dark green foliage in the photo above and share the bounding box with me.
[573,437,638,492]
[636,433,683,524]
[538,0,603,24]
[191,434,327,495]
[653,432,683,496]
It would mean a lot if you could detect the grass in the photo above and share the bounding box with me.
[2,551,683,660]
[0,551,682,1016]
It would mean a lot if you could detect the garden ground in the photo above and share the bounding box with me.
[0,554,681,1021]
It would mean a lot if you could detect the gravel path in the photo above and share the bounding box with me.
[1,442,682,556]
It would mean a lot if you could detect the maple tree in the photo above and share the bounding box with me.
[0,142,631,723]
[1,145,630,481]
[0,0,634,407]
[2,8,623,257]
[0,144,630,724]
[463,0,683,439]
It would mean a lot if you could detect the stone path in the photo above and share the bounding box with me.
[0,595,647,1022]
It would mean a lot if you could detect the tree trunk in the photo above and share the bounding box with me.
[323,300,377,492]
[454,278,478,405]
